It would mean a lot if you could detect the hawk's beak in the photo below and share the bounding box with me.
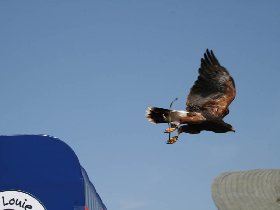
[231,127,236,132]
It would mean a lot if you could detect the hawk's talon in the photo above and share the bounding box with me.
[167,136,178,144]
[164,127,177,133]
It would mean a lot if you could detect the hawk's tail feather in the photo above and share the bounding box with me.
[145,107,188,124]
[146,107,171,124]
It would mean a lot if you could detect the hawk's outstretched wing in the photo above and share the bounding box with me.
[186,49,236,120]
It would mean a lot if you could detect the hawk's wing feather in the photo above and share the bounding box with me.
[186,49,235,120]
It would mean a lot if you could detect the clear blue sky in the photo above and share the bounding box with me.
[1,1,280,210]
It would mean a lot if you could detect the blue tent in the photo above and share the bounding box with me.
[0,135,107,210]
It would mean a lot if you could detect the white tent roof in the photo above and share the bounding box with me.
[212,169,280,210]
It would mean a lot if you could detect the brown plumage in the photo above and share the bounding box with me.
[146,49,236,144]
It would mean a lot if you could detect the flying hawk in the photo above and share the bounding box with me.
[146,49,236,144]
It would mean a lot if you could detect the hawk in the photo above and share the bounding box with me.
[146,49,236,144]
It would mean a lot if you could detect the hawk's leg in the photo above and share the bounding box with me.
[164,123,178,133]
[166,126,182,144]
[166,125,190,144]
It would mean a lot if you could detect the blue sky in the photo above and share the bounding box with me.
[1,1,280,210]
